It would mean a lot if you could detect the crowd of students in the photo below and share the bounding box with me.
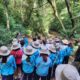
[0,34,80,80]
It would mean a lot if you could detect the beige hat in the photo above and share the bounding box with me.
[0,46,10,56]
[55,64,80,80]
[47,38,53,44]
[62,39,69,45]
[49,46,56,53]
[62,64,80,80]
[12,38,18,43]
[11,42,20,50]
[54,38,60,42]
[24,45,35,55]
[32,40,41,49]
[40,46,50,55]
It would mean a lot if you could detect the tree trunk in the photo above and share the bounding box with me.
[65,0,75,28]
[47,0,66,33]
[65,0,75,37]
[5,8,10,30]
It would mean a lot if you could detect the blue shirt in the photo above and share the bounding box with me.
[22,55,35,73]
[49,52,57,66]
[0,55,16,76]
[33,50,40,58]
[64,46,73,56]
[56,50,65,64]
[56,46,73,64]
[23,37,29,47]
[35,56,52,76]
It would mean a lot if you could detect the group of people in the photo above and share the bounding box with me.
[0,34,80,80]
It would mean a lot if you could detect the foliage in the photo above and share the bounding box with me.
[0,0,80,45]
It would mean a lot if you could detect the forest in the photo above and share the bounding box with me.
[0,0,80,45]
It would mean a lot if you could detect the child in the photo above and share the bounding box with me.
[0,46,16,80]
[22,45,35,80]
[10,42,23,80]
[35,47,52,80]
[48,46,57,79]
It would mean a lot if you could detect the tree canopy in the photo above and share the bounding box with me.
[0,0,80,45]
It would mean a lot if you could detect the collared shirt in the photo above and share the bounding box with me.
[49,52,57,66]
[22,54,35,73]
[35,56,52,76]
[0,55,16,76]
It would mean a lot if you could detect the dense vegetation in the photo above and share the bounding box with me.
[0,0,80,45]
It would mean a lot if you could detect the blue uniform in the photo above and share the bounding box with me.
[57,46,73,64]
[23,37,28,47]
[0,55,16,76]
[64,46,73,56]
[33,50,40,58]
[49,52,57,66]
[35,56,52,76]
[22,55,35,73]
[56,50,65,64]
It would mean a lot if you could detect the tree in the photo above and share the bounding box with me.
[3,0,10,30]
[47,0,66,33]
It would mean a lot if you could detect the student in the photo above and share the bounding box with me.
[55,64,80,80]
[62,39,73,64]
[0,46,16,80]
[37,36,42,44]
[31,40,41,58]
[35,47,52,80]
[22,46,35,80]
[23,34,29,47]
[10,42,23,80]
[48,46,57,79]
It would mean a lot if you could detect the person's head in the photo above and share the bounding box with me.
[20,40,25,47]
[0,46,10,63]
[31,41,40,49]
[37,36,41,40]
[11,42,20,51]
[40,54,48,62]
[42,40,46,45]
[40,47,49,62]
[56,64,80,80]
[62,39,69,45]
[33,37,37,41]
[24,45,35,62]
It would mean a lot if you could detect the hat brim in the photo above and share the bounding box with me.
[31,43,41,49]
[11,43,20,50]
[40,50,50,55]
[62,40,69,45]
[49,49,56,53]
[11,46,20,50]
[24,48,36,55]
[0,50,10,56]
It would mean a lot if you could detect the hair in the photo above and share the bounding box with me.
[2,55,9,63]
[42,40,46,45]
[40,54,48,62]
[13,48,20,51]
[37,36,41,40]
[68,42,73,48]
[20,40,25,47]
[33,37,37,41]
